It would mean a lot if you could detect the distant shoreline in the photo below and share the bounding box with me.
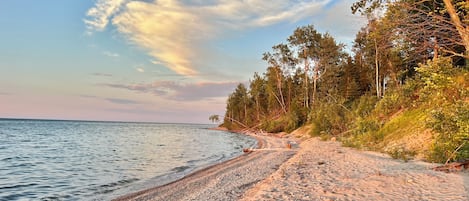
[0,117,216,125]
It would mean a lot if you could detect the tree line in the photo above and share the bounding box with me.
[218,0,468,162]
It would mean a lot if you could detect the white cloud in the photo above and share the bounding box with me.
[102,51,120,57]
[136,67,145,73]
[85,0,362,76]
[84,0,129,32]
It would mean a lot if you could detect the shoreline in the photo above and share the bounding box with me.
[113,129,298,201]
[113,129,469,200]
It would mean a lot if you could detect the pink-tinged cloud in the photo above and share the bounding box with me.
[80,95,143,105]
[101,81,238,101]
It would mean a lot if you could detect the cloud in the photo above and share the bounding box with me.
[91,72,113,77]
[85,0,334,76]
[0,92,11,96]
[80,95,141,105]
[135,67,145,73]
[102,51,120,57]
[80,95,98,99]
[84,0,129,32]
[101,80,238,101]
[105,98,140,105]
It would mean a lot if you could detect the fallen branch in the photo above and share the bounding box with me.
[433,160,469,173]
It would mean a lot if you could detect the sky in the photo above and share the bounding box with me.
[0,0,365,124]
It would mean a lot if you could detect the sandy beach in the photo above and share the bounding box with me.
[114,132,469,201]
[113,132,298,201]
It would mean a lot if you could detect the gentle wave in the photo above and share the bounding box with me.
[0,119,257,200]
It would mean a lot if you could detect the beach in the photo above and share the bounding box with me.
[113,132,297,201]
[115,132,469,201]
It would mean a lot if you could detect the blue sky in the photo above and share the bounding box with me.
[0,0,365,123]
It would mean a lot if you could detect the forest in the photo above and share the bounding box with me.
[216,0,469,163]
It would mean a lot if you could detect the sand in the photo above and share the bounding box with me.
[114,133,469,201]
[113,133,297,201]
[242,138,469,201]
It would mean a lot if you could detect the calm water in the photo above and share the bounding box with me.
[0,119,256,200]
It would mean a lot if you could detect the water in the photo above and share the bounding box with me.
[0,119,257,200]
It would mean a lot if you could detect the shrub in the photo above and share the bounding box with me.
[350,94,378,118]
[355,117,381,134]
[308,101,350,136]
[427,102,469,162]
[375,90,410,116]
[415,57,458,105]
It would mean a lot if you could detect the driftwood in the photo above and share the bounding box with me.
[433,160,469,172]
[242,147,293,153]
[243,148,254,153]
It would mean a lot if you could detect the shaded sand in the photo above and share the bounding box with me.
[113,133,297,201]
[242,138,469,201]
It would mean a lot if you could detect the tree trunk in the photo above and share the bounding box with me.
[443,0,469,59]
[255,97,260,121]
[374,38,381,98]
[275,68,287,113]
[304,49,309,108]
[312,69,318,106]
[287,81,292,111]
[244,101,247,124]
[382,76,386,96]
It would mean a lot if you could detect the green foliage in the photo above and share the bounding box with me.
[354,117,381,134]
[350,94,378,118]
[415,58,459,105]
[220,5,468,165]
[405,57,469,162]
[309,101,351,137]
[374,91,405,115]
[427,102,469,162]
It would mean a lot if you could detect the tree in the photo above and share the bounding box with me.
[209,115,220,123]
[353,0,469,63]
[224,83,251,128]
[288,25,346,106]
[315,33,347,100]
[288,25,322,107]
[262,43,296,114]
[249,72,267,121]
[340,57,362,101]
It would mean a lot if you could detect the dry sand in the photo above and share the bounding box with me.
[242,138,469,201]
[114,133,469,201]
